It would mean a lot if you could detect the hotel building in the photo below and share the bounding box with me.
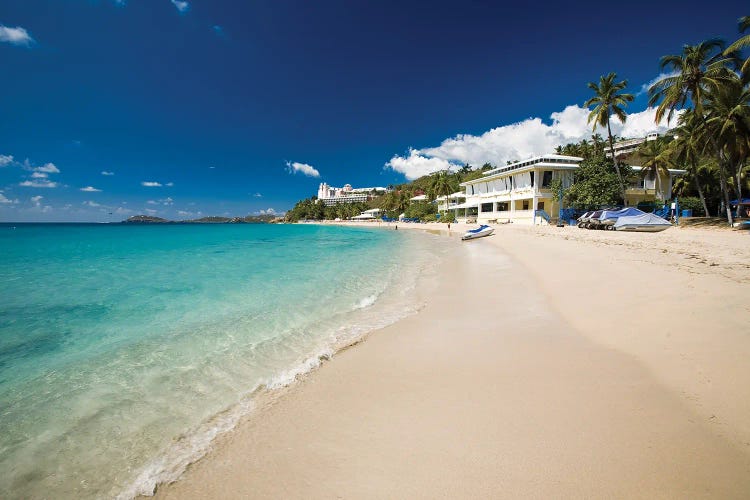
[451,151,684,225]
[317,183,388,206]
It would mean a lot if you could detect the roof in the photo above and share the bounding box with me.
[461,154,583,186]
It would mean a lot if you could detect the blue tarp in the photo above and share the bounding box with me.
[598,207,645,221]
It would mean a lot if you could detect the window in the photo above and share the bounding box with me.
[530,171,535,187]
[481,203,494,213]
[522,200,529,210]
[542,171,553,188]
[496,202,508,212]
[537,201,545,211]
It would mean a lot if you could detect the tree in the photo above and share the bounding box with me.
[638,138,672,202]
[427,170,459,214]
[668,111,712,215]
[704,76,750,214]
[562,155,625,210]
[724,16,750,79]
[648,39,737,223]
[584,72,634,199]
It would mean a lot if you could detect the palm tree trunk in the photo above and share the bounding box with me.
[718,160,734,224]
[606,119,626,202]
[691,159,711,216]
[735,160,744,217]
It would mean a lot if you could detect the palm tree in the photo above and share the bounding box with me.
[668,111,711,215]
[428,170,458,216]
[648,39,737,223]
[724,16,750,79]
[584,72,634,199]
[704,76,750,215]
[648,39,734,123]
[638,138,673,202]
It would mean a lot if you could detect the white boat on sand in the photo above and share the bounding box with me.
[462,225,494,241]
[614,213,672,232]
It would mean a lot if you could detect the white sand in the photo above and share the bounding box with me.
[153,222,750,499]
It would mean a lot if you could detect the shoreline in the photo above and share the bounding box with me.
[153,222,750,498]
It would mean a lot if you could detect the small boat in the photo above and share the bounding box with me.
[598,207,646,229]
[614,213,672,232]
[462,224,494,241]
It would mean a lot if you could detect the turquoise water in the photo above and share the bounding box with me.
[0,223,437,499]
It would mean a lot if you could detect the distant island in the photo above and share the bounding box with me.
[122,214,281,224]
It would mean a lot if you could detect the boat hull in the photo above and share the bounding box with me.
[461,228,495,240]
[615,225,670,232]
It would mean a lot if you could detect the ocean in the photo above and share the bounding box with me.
[0,222,439,499]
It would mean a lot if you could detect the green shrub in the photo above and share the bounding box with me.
[677,197,705,216]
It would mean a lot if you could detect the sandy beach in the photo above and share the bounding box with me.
[154,222,750,499]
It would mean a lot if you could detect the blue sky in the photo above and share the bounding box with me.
[1,0,747,221]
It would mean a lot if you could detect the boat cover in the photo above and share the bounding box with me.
[598,207,645,221]
[614,212,672,229]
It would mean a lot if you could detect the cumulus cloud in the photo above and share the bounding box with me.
[31,172,48,178]
[166,182,174,187]
[0,154,13,167]
[31,195,43,205]
[33,162,60,174]
[83,200,102,207]
[0,193,19,204]
[101,171,115,176]
[141,181,162,187]
[20,179,58,188]
[80,186,102,192]
[170,0,189,13]
[253,193,262,197]
[385,104,677,180]
[286,161,320,178]
[0,25,35,47]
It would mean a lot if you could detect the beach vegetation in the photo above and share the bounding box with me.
[584,72,635,199]
[560,154,630,209]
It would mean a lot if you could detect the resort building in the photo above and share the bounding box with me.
[317,183,388,206]
[452,155,582,224]
[606,133,660,159]
[451,152,685,224]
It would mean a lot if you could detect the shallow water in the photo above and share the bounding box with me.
[0,223,438,498]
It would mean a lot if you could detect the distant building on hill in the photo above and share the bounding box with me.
[606,132,660,159]
[317,182,389,206]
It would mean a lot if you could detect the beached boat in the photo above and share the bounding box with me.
[613,212,672,232]
[598,207,646,229]
[462,224,494,240]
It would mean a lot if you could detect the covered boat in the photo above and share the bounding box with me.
[461,224,494,241]
[598,207,646,228]
[614,212,672,232]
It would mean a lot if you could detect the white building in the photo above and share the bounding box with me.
[317,182,388,206]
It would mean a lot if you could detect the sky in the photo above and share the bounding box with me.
[1,0,747,222]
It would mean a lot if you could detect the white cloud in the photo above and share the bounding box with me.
[31,195,43,205]
[253,192,262,197]
[638,71,681,96]
[385,148,457,180]
[101,171,115,176]
[146,200,157,205]
[258,208,279,215]
[286,161,321,178]
[83,200,102,207]
[115,206,132,215]
[166,182,174,187]
[177,210,193,217]
[0,193,19,204]
[0,154,13,167]
[0,25,34,47]
[31,171,48,178]
[141,181,162,187]
[385,104,677,180]
[80,186,102,192]
[34,162,59,173]
[20,179,58,188]
[144,208,158,215]
[170,0,189,13]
